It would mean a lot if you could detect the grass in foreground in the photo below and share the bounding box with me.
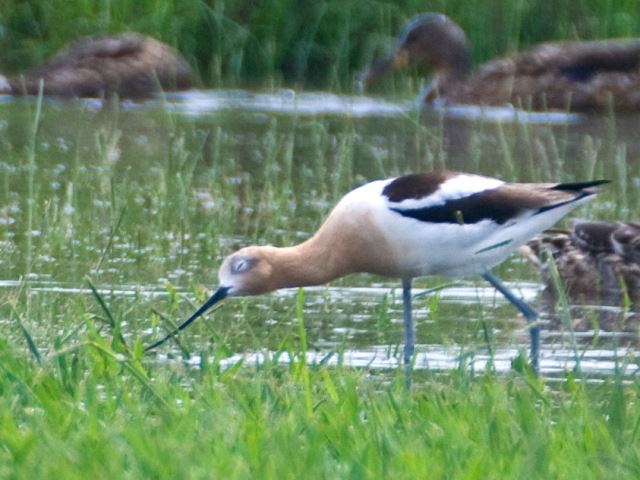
[1,325,640,478]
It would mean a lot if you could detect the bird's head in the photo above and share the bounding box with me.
[218,246,279,296]
[356,13,469,90]
[144,246,280,352]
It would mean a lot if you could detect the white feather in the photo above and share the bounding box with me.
[339,177,595,278]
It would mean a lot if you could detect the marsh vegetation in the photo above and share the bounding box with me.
[2,1,640,477]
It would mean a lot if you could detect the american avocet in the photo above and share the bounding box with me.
[147,171,607,384]
[523,220,640,311]
[357,13,640,112]
[0,33,191,98]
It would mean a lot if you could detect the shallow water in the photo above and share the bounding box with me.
[181,345,639,378]
[1,89,639,378]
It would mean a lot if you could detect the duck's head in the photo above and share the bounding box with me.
[357,13,470,91]
[611,224,640,263]
[570,220,620,253]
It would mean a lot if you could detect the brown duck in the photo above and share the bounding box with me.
[523,221,640,310]
[358,13,640,112]
[0,33,192,98]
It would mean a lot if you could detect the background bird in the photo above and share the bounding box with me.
[523,220,640,329]
[0,33,192,98]
[357,13,640,112]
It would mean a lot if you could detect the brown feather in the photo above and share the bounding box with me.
[359,13,640,112]
[5,33,191,98]
[525,221,640,308]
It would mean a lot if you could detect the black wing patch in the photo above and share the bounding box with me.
[385,176,607,225]
[390,189,525,225]
[551,179,609,192]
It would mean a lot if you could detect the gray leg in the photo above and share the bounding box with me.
[402,277,414,389]
[482,271,540,374]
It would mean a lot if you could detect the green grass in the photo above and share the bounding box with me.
[0,0,639,90]
[1,332,640,478]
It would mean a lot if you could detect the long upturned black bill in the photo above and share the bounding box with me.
[144,286,230,352]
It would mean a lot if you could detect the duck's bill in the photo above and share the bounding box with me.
[356,48,409,91]
[144,286,230,352]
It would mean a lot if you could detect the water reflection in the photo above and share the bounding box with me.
[169,90,582,124]
[2,278,638,376]
[165,90,640,189]
[156,345,639,378]
[168,90,410,117]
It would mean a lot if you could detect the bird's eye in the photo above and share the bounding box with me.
[231,257,252,274]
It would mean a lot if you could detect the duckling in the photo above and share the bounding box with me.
[358,13,640,112]
[523,221,640,309]
[0,33,192,98]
